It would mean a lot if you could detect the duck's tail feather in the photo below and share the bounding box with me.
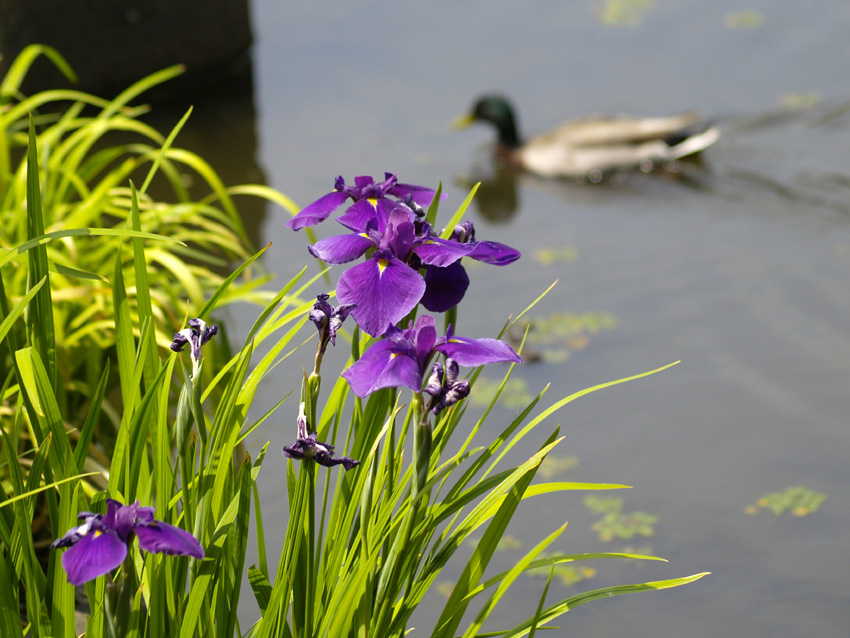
[668,125,720,159]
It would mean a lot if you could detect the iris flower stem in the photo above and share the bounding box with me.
[301,366,323,638]
[313,337,327,377]
[104,556,134,638]
[305,462,317,638]
[301,370,320,638]
[278,465,310,629]
[305,372,321,428]
[178,444,195,538]
[411,393,432,499]
[374,394,431,634]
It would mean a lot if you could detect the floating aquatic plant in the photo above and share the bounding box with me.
[585,495,659,542]
[746,486,827,516]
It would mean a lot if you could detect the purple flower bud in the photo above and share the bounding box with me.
[424,358,471,414]
[170,318,218,364]
[449,221,476,244]
[309,293,356,348]
[283,403,360,471]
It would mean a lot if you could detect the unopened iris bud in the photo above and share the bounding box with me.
[309,293,356,378]
[423,358,471,415]
[448,220,475,244]
[402,193,427,218]
[170,317,218,377]
[283,402,360,471]
[310,293,356,349]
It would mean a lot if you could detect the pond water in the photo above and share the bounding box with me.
[162,1,850,636]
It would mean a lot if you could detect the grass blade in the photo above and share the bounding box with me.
[439,182,480,239]
[501,573,711,638]
[26,114,57,388]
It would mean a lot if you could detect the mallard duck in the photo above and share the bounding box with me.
[455,95,719,180]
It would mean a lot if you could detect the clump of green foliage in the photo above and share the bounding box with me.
[0,46,296,483]
[0,45,706,638]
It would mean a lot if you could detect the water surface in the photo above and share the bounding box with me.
[176,2,850,635]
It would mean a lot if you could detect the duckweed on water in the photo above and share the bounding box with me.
[468,376,535,408]
[724,10,765,30]
[585,495,659,542]
[539,454,581,479]
[528,553,598,586]
[746,486,827,516]
[596,0,655,27]
[532,245,578,265]
[508,311,618,363]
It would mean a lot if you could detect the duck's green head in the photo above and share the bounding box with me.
[455,95,521,148]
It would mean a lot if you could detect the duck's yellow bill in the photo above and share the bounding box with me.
[452,113,476,130]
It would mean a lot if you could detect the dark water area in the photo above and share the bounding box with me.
[150,1,850,636]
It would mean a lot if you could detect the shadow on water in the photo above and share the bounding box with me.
[0,0,270,249]
[140,68,270,250]
[0,0,253,101]
[456,148,719,223]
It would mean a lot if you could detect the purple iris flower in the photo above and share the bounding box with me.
[341,314,521,398]
[286,173,438,231]
[51,499,204,586]
[283,402,360,470]
[424,358,471,415]
[309,205,427,336]
[306,204,520,336]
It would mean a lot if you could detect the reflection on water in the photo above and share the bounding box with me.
[0,0,253,99]
[142,68,269,250]
[456,163,521,222]
[460,152,718,222]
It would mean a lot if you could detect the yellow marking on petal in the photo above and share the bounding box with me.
[377,259,389,276]
[368,197,378,209]
[93,530,102,538]
[390,353,399,360]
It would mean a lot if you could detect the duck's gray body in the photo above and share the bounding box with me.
[459,96,719,179]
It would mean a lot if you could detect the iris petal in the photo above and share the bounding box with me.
[410,315,438,365]
[135,522,205,559]
[286,191,350,230]
[421,262,470,313]
[354,175,375,190]
[413,238,474,267]
[308,233,373,264]
[336,257,426,337]
[336,199,380,232]
[61,530,127,586]
[466,240,521,265]
[381,209,417,257]
[342,339,422,397]
[435,335,522,367]
[388,181,440,207]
